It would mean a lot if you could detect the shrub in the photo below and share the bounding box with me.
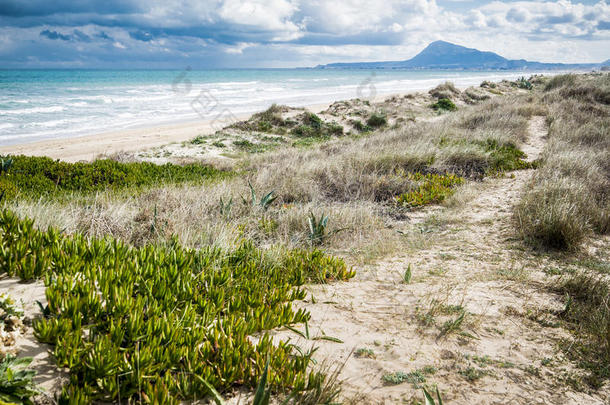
[429,82,460,99]
[352,120,371,133]
[0,155,227,200]
[396,173,464,208]
[478,139,535,173]
[431,98,457,112]
[516,76,533,90]
[326,122,344,135]
[0,209,355,402]
[514,178,591,250]
[303,112,323,130]
[366,113,387,128]
[291,125,320,138]
[191,135,206,144]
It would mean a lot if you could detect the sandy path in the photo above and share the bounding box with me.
[268,116,608,404]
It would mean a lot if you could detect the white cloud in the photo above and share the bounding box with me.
[0,0,608,67]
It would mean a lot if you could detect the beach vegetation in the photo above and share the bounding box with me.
[514,73,609,250]
[515,76,533,90]
[354,348,375,358]
[191,135,207,144]
[431,98,457,112]
[396,173,464,208]
[351,120,371,133]
[366,112,387,128]
[556,272,610,388]
[0,209,354,402]
[0,355,38,404]
[423,387,444,405]
[382,367,436,387]
[0,155,227,200]
[429,82,460,99]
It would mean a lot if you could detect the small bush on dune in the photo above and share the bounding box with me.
[366,113,387,128]
[515,76,533,90]
[429,82,460,99]
[514,178,591,250]
[431,98,457,112]
[303,112,323,129]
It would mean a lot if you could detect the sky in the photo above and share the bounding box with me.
[0,0,608,68]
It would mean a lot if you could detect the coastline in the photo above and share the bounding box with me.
[0,101,336,162]
[0,102,334,162]
[0,70,555,162]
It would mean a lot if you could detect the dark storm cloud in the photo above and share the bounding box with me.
[39,29,71,40]
[39,29,92,42]
[0,0,141,17]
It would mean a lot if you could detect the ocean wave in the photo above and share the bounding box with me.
[0,105,65,115]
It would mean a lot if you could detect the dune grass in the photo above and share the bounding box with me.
[4,90,539,262]
[514,73,609,250]
[557,272,610,388]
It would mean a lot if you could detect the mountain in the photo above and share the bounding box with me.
[316,41,600,70]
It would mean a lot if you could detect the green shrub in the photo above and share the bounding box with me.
[352,120,371,133]
[291,125,320,138]
[0,155,227,200]
[191,135,206,145]
[431,98,457,112]
[516,76,533,90]
[0,209,355,402]
[478,139,535,173]
[326,122,344,135]
[396,173,464,208]
[366,113,387,128]
[0,355,38,404]
[303,113,323,130]
[257,121,273,132]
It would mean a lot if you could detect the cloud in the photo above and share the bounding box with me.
[129,30,154,42]
[39,28,92,42]
[39,29,71,41]
[599,20,610,30]
[0,0,608,68]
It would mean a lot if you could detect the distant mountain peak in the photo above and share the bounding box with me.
[316,40,598,71]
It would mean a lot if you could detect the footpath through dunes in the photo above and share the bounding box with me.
[269,116,608,404]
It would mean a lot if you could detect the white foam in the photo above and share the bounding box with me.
[0,105,64,115]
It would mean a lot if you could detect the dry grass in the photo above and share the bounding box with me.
[6,82,537,262]
[514,73,610,250]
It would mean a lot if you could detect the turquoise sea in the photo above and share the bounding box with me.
[0,69,547,145]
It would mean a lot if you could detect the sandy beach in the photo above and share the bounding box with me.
[0,102,332,162]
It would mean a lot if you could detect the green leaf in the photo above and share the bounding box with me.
[194,375,226,405]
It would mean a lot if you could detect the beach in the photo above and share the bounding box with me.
[0,69,548,161]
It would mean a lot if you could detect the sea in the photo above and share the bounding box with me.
[0,69,551,146]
